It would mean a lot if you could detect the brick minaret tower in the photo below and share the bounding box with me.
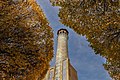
[42,29,78,80]
[56,29,69,64]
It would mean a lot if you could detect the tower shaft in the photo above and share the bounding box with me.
[56,30,68,64]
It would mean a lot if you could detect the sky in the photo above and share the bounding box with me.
[37,0,112,80]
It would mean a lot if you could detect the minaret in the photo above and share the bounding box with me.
[42,29,78,80]
[55,29,69,80]
[56,29,69,64]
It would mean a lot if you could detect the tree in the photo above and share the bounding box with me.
[50,0,120,80]
[0,0,53,80]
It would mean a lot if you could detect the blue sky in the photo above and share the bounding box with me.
[37,0,112,80]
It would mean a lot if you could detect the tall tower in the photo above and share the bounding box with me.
[56,29,69,64]
[42,29,78,80]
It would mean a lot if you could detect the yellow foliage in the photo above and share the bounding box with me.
[50,0,120,80]
[0,0,53,80]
